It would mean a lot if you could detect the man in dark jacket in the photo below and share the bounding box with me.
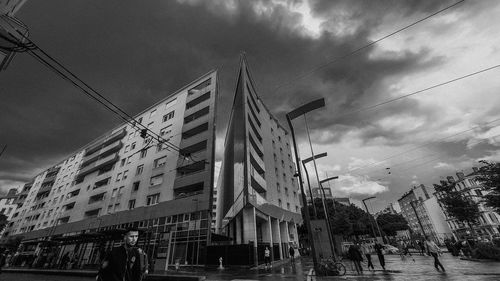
[97,227,148,281]
[348,243,363,274]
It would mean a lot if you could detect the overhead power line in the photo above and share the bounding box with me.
[348,118,500,174]
[0,16,191,159]
[333,64,500,120]
[273,0,466,92]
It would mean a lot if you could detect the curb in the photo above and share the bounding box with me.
[2,268,205,280]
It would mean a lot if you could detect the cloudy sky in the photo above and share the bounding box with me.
[1,0,499,212]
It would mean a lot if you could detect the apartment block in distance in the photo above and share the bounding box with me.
[2,70,218,270]
[214,55,302,267]
[435,170,500,240]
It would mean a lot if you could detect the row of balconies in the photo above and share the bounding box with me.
[81,140,123,167]
[84,128,126,156]
[77,153,120,179]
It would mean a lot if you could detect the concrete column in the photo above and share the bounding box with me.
[279,221,289,258]
[242,206,258,266]
[235,213,242,244]
[271,218,282,260]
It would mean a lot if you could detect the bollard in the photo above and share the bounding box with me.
[218,257,224,270]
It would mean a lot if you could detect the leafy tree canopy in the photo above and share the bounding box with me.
[376,213,409,236]
[434,180,480,226]
[476,160,500,214]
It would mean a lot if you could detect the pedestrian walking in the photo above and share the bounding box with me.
[288,246,295,262]
[97,227,148,281]
[361,241,374,270]
[374,242,386,270]
[425,236,445,272]
[348,243,363,274]
[418,240,425,255]
[264,246,271,269]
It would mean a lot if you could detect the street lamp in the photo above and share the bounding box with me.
[302,152,328,218]
[286,98,328,271]
[362,196,383,242]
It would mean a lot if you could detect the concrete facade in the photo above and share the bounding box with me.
[398,184,442,243]
[2,70,218,268]
[215,56,301,265]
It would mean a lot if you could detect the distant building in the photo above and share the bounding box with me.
[375,202,401,218]
[422,196,452,243]
[215,56,301,266]
[435,170,500,240]
[398,184,443,243]
[0,188,19,235]
[335,197,364,210]
[310,187,333,199]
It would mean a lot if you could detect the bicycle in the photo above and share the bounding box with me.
[317,256,346,276]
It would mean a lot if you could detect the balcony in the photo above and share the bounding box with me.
[42,174,57,185]
[77,153,120,179]
[182,112,209,133]
[185,92,211,114]
[36,185,53,197]
[182,122,209,140]
[82,140,123,167]
[249,135,263,159]
[85,128,126,156]
[251,171,267,194]
[184,106,210,126]
[173,181,205,199]
[250,152,265,174]
[174,170,208,191]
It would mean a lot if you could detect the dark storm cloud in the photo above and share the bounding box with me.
[0,0,457,192]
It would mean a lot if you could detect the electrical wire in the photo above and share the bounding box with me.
[272,0,466,92]
[347,119,500,174]
[0,16,205,162]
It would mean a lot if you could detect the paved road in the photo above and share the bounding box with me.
[2,254,500,280]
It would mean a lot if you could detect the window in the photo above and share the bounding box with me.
[160,125,172,136]
[287,203,290,210]
[163,111,175,122]
[166,98,177,108]
[131,142,136,150]
[150,174,164,186]
[285,187,289,196]
[146,193,160,205]
[278,199,282,208]
[153,156,167,168]
[277,183,281,192]
[124,145,130,153]
[137,117,143,124]
[122,170,129,180]
[136,165,144,175]
[150,109,157,118]
[118,186,124,196]
[132,181,140,191]
[120,159,126,167]
[128,199,136,210]
[111,188,118,198]
[127,156,132,164]
[116,173,121,182]
[140,149,148,158]
[114,203,120,211]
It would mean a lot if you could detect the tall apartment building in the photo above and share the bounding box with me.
[375,202,401,218]
[215,56,301,266]
[2,70,218,269]
[435,170,500,240]
[398,184,443,243]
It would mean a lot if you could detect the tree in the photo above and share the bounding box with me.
[309,198,372,238]
[476,160,500,214]
[434,180,481,236]
[376,213,409,236]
